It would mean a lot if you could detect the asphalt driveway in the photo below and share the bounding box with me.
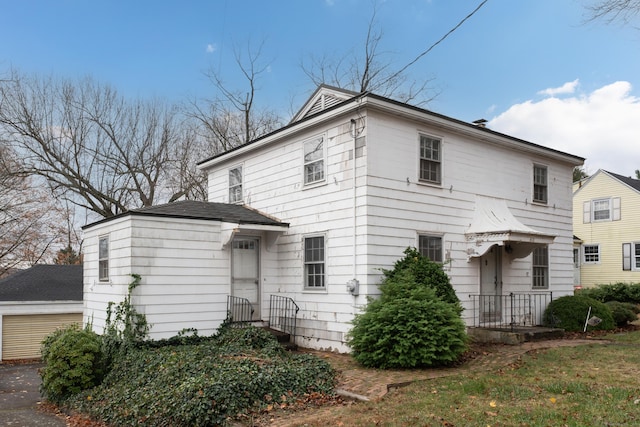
[0,362,67,426]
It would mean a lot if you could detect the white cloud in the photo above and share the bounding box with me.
[206,44,217,53]
[537,79,580,96]
[489,81,640,176]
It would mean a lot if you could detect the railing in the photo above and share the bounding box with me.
[226,295,254,327]
[269,295,299,341]
[469,292,553,330]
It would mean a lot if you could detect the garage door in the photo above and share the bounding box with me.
[2,313,82,360]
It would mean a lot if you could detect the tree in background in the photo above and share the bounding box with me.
[0,144,66,276]
[573,166,589,182]
[584,0,640,24]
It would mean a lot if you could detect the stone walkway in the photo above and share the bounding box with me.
[254,337,609,426]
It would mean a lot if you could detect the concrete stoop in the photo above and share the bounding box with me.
[468,326,565,345]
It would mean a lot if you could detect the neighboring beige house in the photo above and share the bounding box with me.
[83,85,584,352]
[573,170,640,288]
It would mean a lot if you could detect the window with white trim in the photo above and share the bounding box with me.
[98,236,109,282]
[583,197,620,223]
[418,235,443,263]
[419,134,441,184]
[592,198,611,221]
[533,165,547,204]
[229,166,243,203]
[532,246,549,289]
[304,236,325,289]
[583,244,600,263]
[622,242,640,271]
[303,135,325,185]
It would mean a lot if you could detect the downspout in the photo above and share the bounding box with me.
[346,118,360,297]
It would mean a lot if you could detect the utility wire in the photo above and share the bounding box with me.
[382,0,489,87]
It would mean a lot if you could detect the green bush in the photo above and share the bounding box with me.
[67,327,336,426]
[543,295,615,332]
[40,323,105,403]
[383,247,462,314]
[348,268,468,369]
[605,301,640,327]
[578,282,640,304]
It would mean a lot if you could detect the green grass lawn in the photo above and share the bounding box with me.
[279,331,640,427]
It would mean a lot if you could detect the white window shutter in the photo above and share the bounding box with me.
[612,197,621,221]
[623,243,631,271]
[583,201,591,223]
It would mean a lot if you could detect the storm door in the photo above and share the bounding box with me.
[480,245,503,323]
[231,237,260,320]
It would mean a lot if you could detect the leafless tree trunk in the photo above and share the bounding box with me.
[0,70,200,219]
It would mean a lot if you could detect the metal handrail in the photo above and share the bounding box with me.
[469,292,553,331]
[269,295,299,341]
[226,295,254,326]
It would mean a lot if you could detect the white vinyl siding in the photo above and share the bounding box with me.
[419,134,441,184]
[228,166,243,203]
[533,164,548,204]
[98,236,109,281]
[303,135,325,185]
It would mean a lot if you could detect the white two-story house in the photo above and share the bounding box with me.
[82,85,584,352]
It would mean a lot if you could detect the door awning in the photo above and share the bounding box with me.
[465,196,555,260]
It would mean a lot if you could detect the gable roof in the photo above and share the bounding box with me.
[83,200,289,230]
[605,170,640,193]
[0,264,82,301]
[197,85,584,170]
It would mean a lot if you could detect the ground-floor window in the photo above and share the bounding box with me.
[304,236,325,289]
[583,244,600,263]
[532,246,548,289]
[418,235,443,263]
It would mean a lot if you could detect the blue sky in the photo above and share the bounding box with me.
[1,0,639,175]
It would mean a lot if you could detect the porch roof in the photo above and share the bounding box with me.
[465,196,555,260]
[83,201,289,229]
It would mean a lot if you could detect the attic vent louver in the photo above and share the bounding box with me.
[306,94,344,117]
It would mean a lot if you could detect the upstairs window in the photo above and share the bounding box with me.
[304,236,325,289]
[98,236,109,282]
[418,235,443,263]
[303,135,325,185]
[583,197,620,223]
[592,198,610,221]
[229,166,243,203]
[532,246,549,289]
[583,244,600,264]
[533,165,547,204]
[419,134,441,184]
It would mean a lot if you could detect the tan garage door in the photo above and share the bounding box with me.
[2,313,82,360]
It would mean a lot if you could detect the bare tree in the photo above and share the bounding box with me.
[0,70,200,219]
[0,144,65,276]
[584,0,640,24]
[188,40,284,156]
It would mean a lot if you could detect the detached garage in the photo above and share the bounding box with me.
[0,265,83,361]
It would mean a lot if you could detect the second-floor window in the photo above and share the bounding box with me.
[303,135,325,185]
[533,165,547,204]
[229,166,243,203]
[418,235,443,263]
[592,198,610,221]
[583,197,620,223]
[583,244,600,263]
[99,236,109,282]
[419,134,441,184]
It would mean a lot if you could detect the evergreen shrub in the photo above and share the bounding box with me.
[543,295,615,332]
[605,301,640,327]
[577,282,640,304]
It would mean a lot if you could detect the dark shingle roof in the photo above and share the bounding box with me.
[0,265,83,301]
[606,171,640,193]
[84,201,289,229]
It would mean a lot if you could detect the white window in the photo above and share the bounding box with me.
[418,235,443,263]
[583,244,600,264]
[532,246,549,289]
[304,236,325,289]
[98,236,109,281]
[303,135,325,185]
[229,166,243,203]
[592,198,610,221]
[533,165,547,204]
[622,243,640,271]
[419,134,441,184]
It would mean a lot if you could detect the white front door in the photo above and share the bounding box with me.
[231,237,260,320]
[480,245,503,322]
